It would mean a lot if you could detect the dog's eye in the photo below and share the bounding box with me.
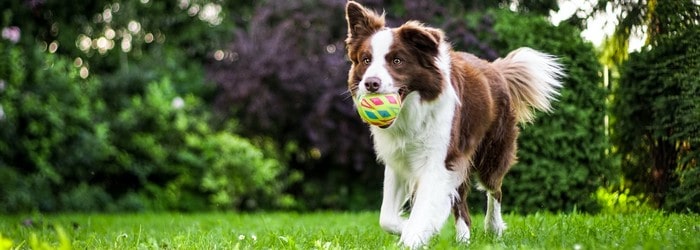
[362,57,371,65]
[392,58,402,65]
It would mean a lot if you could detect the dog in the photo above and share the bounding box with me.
[344,1,564,248]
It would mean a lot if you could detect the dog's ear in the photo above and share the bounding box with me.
[398,23,443,56]
[345,1,385,40]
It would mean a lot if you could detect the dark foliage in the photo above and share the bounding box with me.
[614,27,700,212]
[0,1,288,213]
[4,0,251,68]
[0,43,109,212]
[0,40,287,212]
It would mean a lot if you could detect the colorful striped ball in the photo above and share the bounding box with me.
[355,93,402,127]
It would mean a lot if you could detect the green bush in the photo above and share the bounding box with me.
[665,166,700,212]
[0,41,109,212]
[614,27,699,212]
[189,132,292,209]
[118,78,290,210]
[95,76,291,211]
[59,183,114,212]
[594,178,652,214]
[0,40,290,212]
[473,10,613,213]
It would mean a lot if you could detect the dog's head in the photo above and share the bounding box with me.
[344,1,447,102]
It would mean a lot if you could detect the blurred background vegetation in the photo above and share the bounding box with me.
[0,0,697,214]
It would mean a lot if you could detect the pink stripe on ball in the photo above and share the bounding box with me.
[386,95,397,104]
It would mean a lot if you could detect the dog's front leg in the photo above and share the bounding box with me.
[379,166,407,235]
[399,168,453,249]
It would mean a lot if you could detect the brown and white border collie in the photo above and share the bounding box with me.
[344,1,564,248]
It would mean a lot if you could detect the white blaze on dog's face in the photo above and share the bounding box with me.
[359,29,398,96]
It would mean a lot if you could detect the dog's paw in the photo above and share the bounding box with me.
[484,220,506,237]
[379,216,405,235]
[398,235,425,249]
[398,226,429,249]
[455,220,471,244]
[380,220,404,235]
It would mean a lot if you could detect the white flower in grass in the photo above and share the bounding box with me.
[238,234,245,241]
[573,243,582,250]
[313,239,330,249]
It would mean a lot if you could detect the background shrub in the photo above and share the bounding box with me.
[0,42,109,212]
[613,27,699,212]
[0,25,289,213]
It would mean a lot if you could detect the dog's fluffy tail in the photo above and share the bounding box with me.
[492,47,565,123]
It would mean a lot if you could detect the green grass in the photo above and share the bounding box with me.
[1,212,698,249]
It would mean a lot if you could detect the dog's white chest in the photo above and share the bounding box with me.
[370,92,457,175]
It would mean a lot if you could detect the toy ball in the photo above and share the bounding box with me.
[355,93,402,127]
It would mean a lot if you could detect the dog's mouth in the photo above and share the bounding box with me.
[351,84,409,102]
[397,87,409,101]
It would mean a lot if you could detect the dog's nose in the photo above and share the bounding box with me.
[364,77,381,92]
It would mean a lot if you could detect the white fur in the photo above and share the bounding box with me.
[494,47,564,122]
[435,41,461,106]
[455,217,471,243]
[508,48,564,109]
[365,29,464,249]
[379,166,407,235]
[484,192,506,237]
[358,29,400,96]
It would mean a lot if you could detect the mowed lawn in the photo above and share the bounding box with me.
[1,212,698,249]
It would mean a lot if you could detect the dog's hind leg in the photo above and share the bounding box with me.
[476,146,513,237]
[475,122,518,237]
[452,182,471,243]
[484,189,506,237]
[475,162,508,237]
[379,166,408,235]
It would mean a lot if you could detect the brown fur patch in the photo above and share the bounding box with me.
[345,1,385,97]
[346,38,372,96]
[445,53,518,230]
[345,2,384,65]
[389,24,443,101]
[445,52,496,171]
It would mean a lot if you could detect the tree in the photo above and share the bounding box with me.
[586,0,700,65]
[579,0,700,211]
[613,27,700,211]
